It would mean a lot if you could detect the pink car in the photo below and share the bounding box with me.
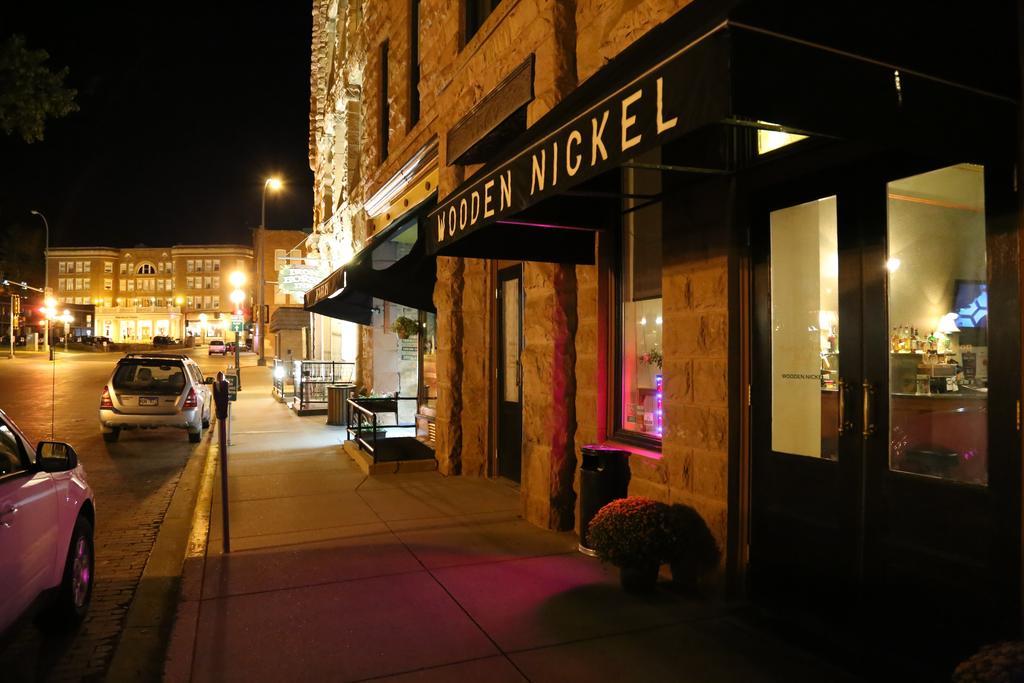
[0,409,95,636]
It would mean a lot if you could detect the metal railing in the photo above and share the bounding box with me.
[271,357,294,400]
[292,359,356,412]
[346,396,419,462]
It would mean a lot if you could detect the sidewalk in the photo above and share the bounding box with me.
[165,367,858,683]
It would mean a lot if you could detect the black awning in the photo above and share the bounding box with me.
[427,11,1017,259]
[305,208,437,324]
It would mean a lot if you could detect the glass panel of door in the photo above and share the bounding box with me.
[886,164,988,486]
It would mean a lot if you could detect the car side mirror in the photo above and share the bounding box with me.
[204,377,214,384]
[36,441,78,472]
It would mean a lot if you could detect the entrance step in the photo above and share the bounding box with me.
[343,438,438,475]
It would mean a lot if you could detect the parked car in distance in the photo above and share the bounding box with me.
[0,409,95,637]
[152,335,173,346]
[99,353,212,443]
[207,339,226,356]
[92,337,111,348]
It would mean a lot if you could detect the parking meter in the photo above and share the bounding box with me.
[213,371,231,420]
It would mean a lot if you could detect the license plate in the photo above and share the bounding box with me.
[138,397,158,406]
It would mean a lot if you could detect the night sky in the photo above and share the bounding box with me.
[0,3,314,249]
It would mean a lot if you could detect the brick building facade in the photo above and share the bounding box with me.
[308,0,1024,669]
[46,244,253,342]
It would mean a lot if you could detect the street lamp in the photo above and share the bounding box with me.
[257,177,282,367]
[30,210,50,353]
[229,271,246,389]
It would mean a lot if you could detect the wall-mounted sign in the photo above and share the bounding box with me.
[428,31,730,254]
[279,265,322,294]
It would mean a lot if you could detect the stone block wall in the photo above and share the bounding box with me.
[656,177,735,555]
[575,0,696,82]
[460,258,491,477]
[521,262,578,530]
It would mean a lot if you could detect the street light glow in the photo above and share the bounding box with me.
[45,296,57,308]
[230,289,246,305]
[229,271,246,288]
[265,177,283,191]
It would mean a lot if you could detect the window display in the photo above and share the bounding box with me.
[619,154,662,440]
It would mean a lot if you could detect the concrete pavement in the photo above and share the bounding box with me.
[165,366,859,683]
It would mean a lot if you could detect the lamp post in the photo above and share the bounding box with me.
[40,297,57,360]
[257,177,282,367]
[229,271,246,389]
[199,312,208,345]
[30,210,50,354]
[60,310,73,352]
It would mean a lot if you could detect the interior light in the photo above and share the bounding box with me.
[640,316,647,326]
[655,316,663,325]
[756,125,809,155]
[886,257,901,272]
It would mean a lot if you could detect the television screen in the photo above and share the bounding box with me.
[953,280,987,330]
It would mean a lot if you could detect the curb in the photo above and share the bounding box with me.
[104,428,217,682]
[161,423,219,683]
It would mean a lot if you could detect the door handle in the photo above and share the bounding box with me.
[862,381,876,437]
[837,379,853,435]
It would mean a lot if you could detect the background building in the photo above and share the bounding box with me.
[46,244,253,342]
[253,228,313,360]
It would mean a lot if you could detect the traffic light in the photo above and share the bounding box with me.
[12,295,20,319]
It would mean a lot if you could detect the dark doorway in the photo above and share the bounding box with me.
[496,265,523,482]
[749,155,1020,674]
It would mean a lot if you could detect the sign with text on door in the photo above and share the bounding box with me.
[770,196,839,461]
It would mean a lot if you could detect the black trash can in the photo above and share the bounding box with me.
[578,444,630,556]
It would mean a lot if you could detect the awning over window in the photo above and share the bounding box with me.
[427,7,1016,261]
[305,210,437,324]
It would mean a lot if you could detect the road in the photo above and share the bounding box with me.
[0,347,239,682]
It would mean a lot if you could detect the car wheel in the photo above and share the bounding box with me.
[202,410,210,430]
[102,427,120,443]
[189,426,202,443]
[41,515,94,630]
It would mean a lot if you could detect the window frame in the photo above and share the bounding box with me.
[0,418,31,479]
[464,0,501,45]
[612,164,664,451]
[409,0,421,129]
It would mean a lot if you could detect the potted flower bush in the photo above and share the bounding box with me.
[587,497,670,592]
[391,316,420,339]
[663,503,720,589]
[954,641,1024,682]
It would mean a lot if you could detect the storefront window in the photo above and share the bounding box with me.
[887,164,988,485]
[619,156,662,441]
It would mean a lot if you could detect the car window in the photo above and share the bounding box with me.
[0,421,27,477]
[113,361,188,395]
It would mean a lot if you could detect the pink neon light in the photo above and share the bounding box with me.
[655,374,664,437]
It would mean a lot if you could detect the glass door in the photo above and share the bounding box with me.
[497,265,523,482]
[751,184,862,609]
[751,158,1020,667]
[860,161,1019,661]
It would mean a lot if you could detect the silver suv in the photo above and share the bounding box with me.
[99,354,212,443]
